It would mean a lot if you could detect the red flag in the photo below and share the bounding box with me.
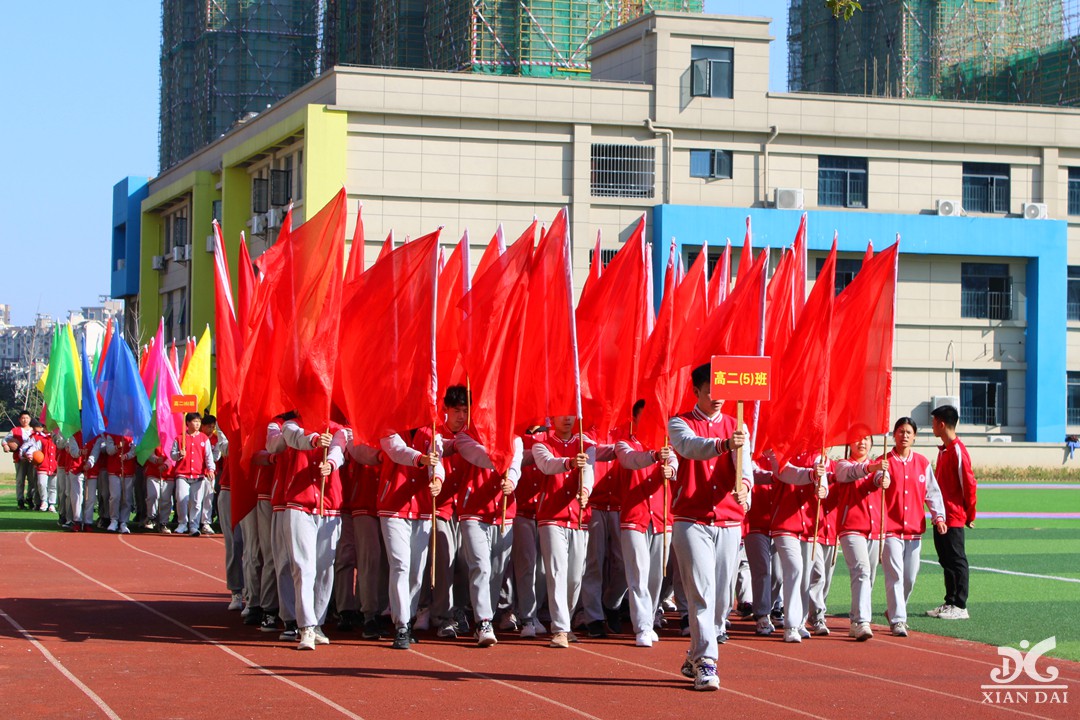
[863,238,875,267]
[577,215,650,438]
[180,336,196,381]
[517,208,580,427]
[237,232,256,337]
[706,241,731,311]
[378,230,394,261]
[751,248,797,459]
[767,241,837,467]
[637,241,680,450]
[274,188,347,432]
[670,241,711,373]
[793,213,808,314]
[344,201,365,285]
[735,217,753,287]
[340,229,441,445]
[475,224,508,279]
[458,234,533,473]
[825,240,899,447]
[436,231,471,392]
[169,342,180,378]
[580,229,603,308]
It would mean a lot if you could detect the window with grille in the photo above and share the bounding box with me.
[960,370,1006,426]
[816,257,862,294]
[252,177,270,214]
[590,144,655,199]
[690,46,734,99]
[961,263,1012,320]
[163,215,173,255]
[588,248,618,269]
[1069,267,1080,321]
[962,162,1010,214]
[818,156,867,208]
[682,245,726,277]
[1069,168,1080,216]
[172,216,188,251]
[1069,372,1080,426]
[690,149,733,179]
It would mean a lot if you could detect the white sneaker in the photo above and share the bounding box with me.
[649,629,659,643]
[200,523,214,536]
[297,627,316,650]
[476,620,497,648]
[784,627,803,643]
[47,504,56,513]
[414,607,431,631]
[812,621,830,636]
[635,631,654,647]
[107,520,118,533]
[938,606,969,620]
[661,598,677,613]
[849,622,873,641]
[313,626,330,645]
[755,616,775,636]
[176,523,189,534]
[240,603,252,618]
[119,524,130,535]
[798,626,811,639]
[228,593,244,611]
[693,659,720,691]
[520,621,537,639]
[890,621,909,637]
[39,502,48,511]
[926,603,949,618]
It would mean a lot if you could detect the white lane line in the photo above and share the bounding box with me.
[24,533,365,720]
[921,559,1080,584]
[569,644,830,720]
[0,606,122,720]
[874,638,1080,686]
[410,648,604,720]
[730,641,1056,720]
[119,535,223,583]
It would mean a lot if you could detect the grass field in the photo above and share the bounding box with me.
[2,475,1077,661]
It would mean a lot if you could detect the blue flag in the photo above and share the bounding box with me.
[99,331,152,443]
[80,335,106,440]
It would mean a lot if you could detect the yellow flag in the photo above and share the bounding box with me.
[36,364,49,393]
[66,324,83,409]
[209,388,217,416]
[181,325,213,412]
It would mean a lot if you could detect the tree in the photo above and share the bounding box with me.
[825,0,861,20]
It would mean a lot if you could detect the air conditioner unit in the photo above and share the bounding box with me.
[182,244,193,261]
[1022,202,1048,220]
[931,395,960,411]
[171,246,184,262]
[151,255,165,271]
[267,207,282,228]
[936,198,962,217]
[251,215,266,235]
[987,435,1012,443]
[774,187,804,210]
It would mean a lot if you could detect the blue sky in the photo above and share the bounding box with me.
[0,0,789,327]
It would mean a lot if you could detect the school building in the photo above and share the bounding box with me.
[115,11,1080,460]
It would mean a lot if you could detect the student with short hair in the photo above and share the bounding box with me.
[927,404,977,621]
[4,410,35,510]
[171,412,216,536]
[104,432,137,533]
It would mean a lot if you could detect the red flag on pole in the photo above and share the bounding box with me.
[237,232,256,337]
[793,213,808,314]
[706,241,731,311]
[437,231,471,392]
[735,217,753,288]
[377,230,394,261]
[768,241,837,467]
[637,241,680,450]
[863,238,875,267]
[825,240,899,447]
[750,248,797,459]
[670,241,711,375]
[580,229,603,309]
[458,235,533,474]
[475,224,508,280]
[340,229,441,445]
[577,215,650,438]
[517,208,580,428]
[274,188,347,432]
[344,201,365,285]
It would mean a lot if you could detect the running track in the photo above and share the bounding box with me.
[0,532,1075,720]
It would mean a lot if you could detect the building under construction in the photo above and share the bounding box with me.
[788,0,1080,106]
[322,1,703,76]
[159,0,319,171]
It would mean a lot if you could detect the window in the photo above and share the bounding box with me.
[172,216,188,252]
[212,199,222,223]
[590,144,655,199]
[1069,168,1080,216]
[271,169,292,206]
[962,162,1010,214]
[690,46,734,99]
[683,245,726,277]
[690,149,733,179]
[1069,372,1080,425]
[960,370,1006,426]
[588,248,618,269]
[252,177,270,214]
[816,257,863,294]
[1069,267,1080,321]
[295,149,304,202]
[163,215,173,255]
[818,156,868,208]
[961,263,1012,320]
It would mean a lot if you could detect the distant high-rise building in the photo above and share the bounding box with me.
[159,0,320,170]
[788,0,1080,106]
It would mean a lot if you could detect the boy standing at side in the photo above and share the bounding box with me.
[927,405,976,621]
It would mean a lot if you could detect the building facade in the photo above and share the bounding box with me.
[132,11,1080,448]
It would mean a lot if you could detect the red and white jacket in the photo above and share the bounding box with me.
[455,431,522,526]
[267,423,292,511]
[30,431,58,475]
[614,434,677,533]
[935,437,977,528]
[143,447,173,481]
[533,432,596,528]
[341,437,382,518]
[667,407,753,527]
[210,430,230,490]
[279,419,346,516]
[769,453,834,544]
[834,458,885,539]
[588,428,620,513]
[744,464,779,536]
[3,425,33,460]
[171,432,215,479]
[434,424,465,521]
[104,434,136,477]
[63,432,88,475]
[515,432,548,520]
[884,450,945,540]
[376,428,445,521]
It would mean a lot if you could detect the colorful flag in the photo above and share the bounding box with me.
[344,201,366,285]
[79,335,105,440]
[436,230,471,393]
[181,325,213,412]
[42,324,81,438]
[99,331,152,443]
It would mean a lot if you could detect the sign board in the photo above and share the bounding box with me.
[710,355,772,402]
[171,394,198,413]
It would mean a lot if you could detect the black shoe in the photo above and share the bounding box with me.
[338,611,356,633]
[586,619,607,638]
[717,631,729,644]
[243,606,263,626]
[771,607,785,626]
[18,502,25,510]
[392,626,411,650]
[736,601,754,619]
[604,608,624,635]
[362,618,382,640]
[407,621,419,645]
[259,613,279,632]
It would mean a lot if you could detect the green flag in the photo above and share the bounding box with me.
[135,377,161,465]
[42,324,82,438]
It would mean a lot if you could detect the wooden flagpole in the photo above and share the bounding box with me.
[878,433,888,564]
[662,435,670,578]
[811,446,823,563]
[431,421,438,589]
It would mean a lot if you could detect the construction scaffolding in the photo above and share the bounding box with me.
[160,1,319,170]
[788,0,1080,106]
